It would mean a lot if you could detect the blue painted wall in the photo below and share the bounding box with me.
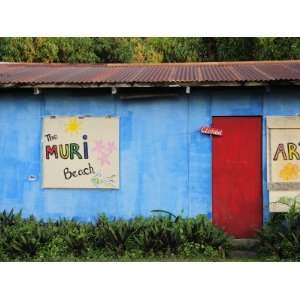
[0,86,299,222]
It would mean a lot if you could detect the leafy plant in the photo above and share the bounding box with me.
[133,217,182,255]
[0,210,231,261]
[257,199,300,260]
[0,209,22,228]
[94,217,141,256]
[1,218,52,259]
[276,195,300,211]
[63,222,93,257]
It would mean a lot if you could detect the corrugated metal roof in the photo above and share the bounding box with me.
[1,60,300,87]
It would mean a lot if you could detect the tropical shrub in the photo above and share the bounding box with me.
[63,223,93,257]
[0,210,231,261]
[0,215,52,259]
[94,216,141,256]
[257,196,300,260]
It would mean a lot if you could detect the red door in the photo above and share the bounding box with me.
[212,116,262,238]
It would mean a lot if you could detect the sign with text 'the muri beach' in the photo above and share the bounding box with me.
[42,116,119,189]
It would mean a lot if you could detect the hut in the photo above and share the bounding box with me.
[1,60,300,238]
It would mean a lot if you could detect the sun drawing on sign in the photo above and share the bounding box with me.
[279,163,300,181]
[65,118,82,134]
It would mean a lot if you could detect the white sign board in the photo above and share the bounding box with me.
[267,116,300,211]
[42,116,119,189]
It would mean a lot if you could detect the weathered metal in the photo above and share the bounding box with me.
[0,60,300,87]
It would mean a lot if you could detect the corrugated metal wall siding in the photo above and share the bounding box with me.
[0,86,299,222]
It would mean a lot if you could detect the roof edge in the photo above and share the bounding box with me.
[1,59,300,68]
[1,80,300,89]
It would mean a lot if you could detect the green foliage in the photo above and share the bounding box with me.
[257,38,300,60]
[1,37,300,64]
[145,38,200,62]
[257,201,300,260]
[93,38,134,63]
[216,37,259,61]
[180,215,229,252]
[54,38,97,63]
[94,217,140,256]
[178,243,221,259]
[0,210,231,261]
[0,38,58,63]
[92,213,230,259]
[276,194,300,210]
[133,217,183,255]
[0,217,53,259]
[0,209,22,227]
[63,222,93,256]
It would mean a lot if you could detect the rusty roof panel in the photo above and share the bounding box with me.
[232,65,268,81]
[255,63,300,80]
[1,61,300,86]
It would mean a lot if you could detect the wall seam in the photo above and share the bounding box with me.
[209,89,213,220]
[113,93,119,215]
[187,91,191,217]
[262,87,269,224]
[38,90,46,211]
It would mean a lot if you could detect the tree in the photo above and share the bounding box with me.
[257,37,300,60]
[216,38,259,61]
[54,38,97,63]
[145,38,200,62]
[0,38,35,62]
[92,38,134,63]
[0,37,300,64]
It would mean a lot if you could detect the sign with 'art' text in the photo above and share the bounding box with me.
[267,116,300,211]
[42,116,119,189]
